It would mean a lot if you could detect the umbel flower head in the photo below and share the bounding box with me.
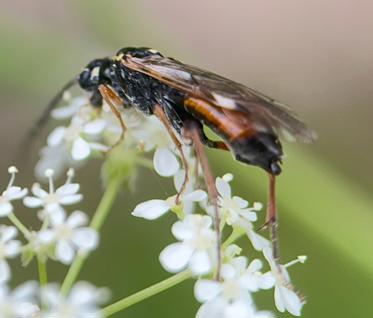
[0,225,21,283]
[26,93,308,318]
[160,214,216,275]
[41,281,109,318]
[38,210,99,264]
[23,169,83,221]
[0,281,39,318]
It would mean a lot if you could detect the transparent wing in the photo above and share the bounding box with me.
[121,54,317,143]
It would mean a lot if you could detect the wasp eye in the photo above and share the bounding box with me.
[78,69,92,89]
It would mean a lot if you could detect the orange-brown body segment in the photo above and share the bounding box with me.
[184,97,257,141]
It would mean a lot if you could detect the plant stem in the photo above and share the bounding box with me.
[60,177,122,295]
[100,230,246,317]
[8,212,30,237]
[101,270,192,317]
[37,256,48,287]
[222,226,245,249]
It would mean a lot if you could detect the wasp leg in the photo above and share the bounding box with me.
[184,120,221,281]
[153,105,189,204]
[267,174,280,262]
[264,175,302,297]
[98,85,127,150]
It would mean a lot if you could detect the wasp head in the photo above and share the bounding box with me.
[78,58,113,107]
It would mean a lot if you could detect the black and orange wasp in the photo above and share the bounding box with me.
[31,47,316,281]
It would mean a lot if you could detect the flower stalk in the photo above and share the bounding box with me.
[60,175,123,295]
[101,270,192,317]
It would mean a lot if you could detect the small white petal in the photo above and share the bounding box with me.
[38,230,55,243]
[23,196,43,208]
[171,221,193,241]
[248,259,262,272]
[221,264,236,280]
[30,183,47,198]
[189,251,211,275]
[0,260,10,283]
[159,243,193,273]
[59,194,83,205]
[89,142,109,152]
[72,228,99,251]
[56,183,80,196]
[233,196,248,209]
[153,148,179,177]
[274,285,303,316]
[47,127,66,146]
[132,200,170,220]
[4,240,21,257]
[1,226,17,242]
[216,177,231,198]
[83,119,106,134]
[56,240,75,264]
[182,190,207,202]
[67,211,88,228]
[0,202,12,216]
[5,187,28,200]
[240,210,257,222]
[222,173,234,182]
[259,272,276,290]
[72,138,91,161]
[194,280,221,303]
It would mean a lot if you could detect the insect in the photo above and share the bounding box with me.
[30,47,316,282]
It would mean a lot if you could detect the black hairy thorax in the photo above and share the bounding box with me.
[108,61,193,134]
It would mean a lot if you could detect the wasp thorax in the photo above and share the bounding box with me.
[116,47,164,59]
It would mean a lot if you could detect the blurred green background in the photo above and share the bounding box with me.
[1,0,373,317]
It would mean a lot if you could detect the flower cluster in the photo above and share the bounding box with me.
[0,166,105,317]
[133,169,306,317]
[5,92,307,317]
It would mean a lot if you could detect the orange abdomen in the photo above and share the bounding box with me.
[184,97,256,141]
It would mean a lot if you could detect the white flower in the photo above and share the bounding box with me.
[0,281,39,318]
[24,169,83,220]
[153,148,180,177]
[51,96,87,119]
[129,115,173,151]
[0,225,22,283]
[159,214,215,275]
[35,144,83,180]
[47,109,108,161]
[41,281,108,318]
[263,247,306,316]
[216,174,262,225]
[38,210,99,264]
[0,166,27,217]
[195,256,274,318]
[132,189,207,220]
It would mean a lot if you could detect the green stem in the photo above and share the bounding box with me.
[8,213,30,237]
[60,177,122,295]
[222,226,245,249]
[100,229,246,317]
[37,256,48,287]
[101,270,192,317]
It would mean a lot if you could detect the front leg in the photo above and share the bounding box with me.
[153,104,190,204]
